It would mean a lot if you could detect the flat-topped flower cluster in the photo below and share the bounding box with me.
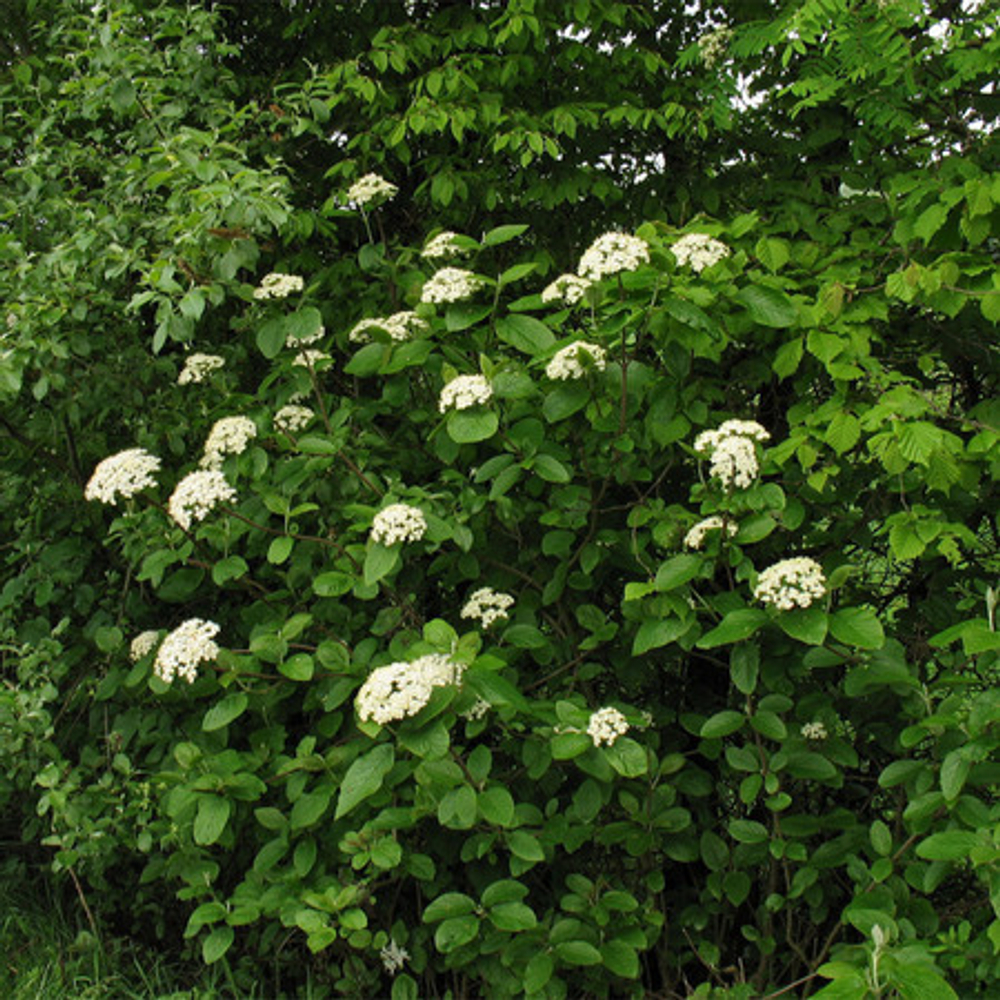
[356,654,464,725]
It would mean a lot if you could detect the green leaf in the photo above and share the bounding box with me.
[556,941,602,966]
[601,939,640,978]
[279,653,314,682]
[701,710,745,739]
[290,788,333,830]
[542,382,589,421]
[729,819,768,843]
[488,901,537,931]
[447,408,498,443]
[496,315,554,356]
[202,925,234,964]
[778,607,828,645]
[335,743,395,820]
[435,915,479,952]
[267,536,294,565]
[654,554,702,591]
[750,710,787,741]
[364,543,400,585]
[213,555,248,586]
[478,786,516,827]
[194,795,231,846]
[604,737,647,777]
[735,285,798,327]
[633,616,688,655]
[110,78,136,111]
[773,337,803,378]
[423,892,476,922]
[524,952,554,992]
[257,317,286,358]
[286,307,323,345]
[202,692,248,732]
[730,643,759,695]
[697,609,768,648]
[940,750,970,801]
[824,412,861,455]
[532,454,571,482]
[829,608,885,649]
[313,571,354,597]
[507,830,545,862]
[483,224,529,246]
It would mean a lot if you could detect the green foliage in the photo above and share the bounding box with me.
[1,0,999,997]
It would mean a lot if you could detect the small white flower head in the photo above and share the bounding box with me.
[292,348,330,368]
[349,311,428,344]
[130,630,161,662]
[356,654,464,725]
[684,515,738,550]
[541,273,593,306]
[587,706,630,747]
[167,470,236,531]
[577,232,650,281]
[438,374,492,413]
[754,557,827,611]
[693,420,770,490]
[422,231,472,260]
[153,618,220,684]
[85,448,162,505]
[274,404,314,434]
[461,587,515,628]
[462,697,491,721]
[347,173,398,207]
[699,27,733,68]
[380,939,410,975]
[178,353,225,386]
[370,503,427,546]
[545,341,607,381]
[253,272,304,301]
[286,325,325,348]
[420,267,482,304]
[801,721,828,741]
[671,233,731,273]
[200,416,257,470]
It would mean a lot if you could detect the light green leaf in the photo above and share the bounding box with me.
[194,795,231,846]
[735,285,798,328]
[364,542,400,585]
[202,692,248,732]
[496,315,555,355]
[829,608,885,649]
[697,609,768,648]
[335,743,395,819]
[202,925,235,964]
[447,408,498,443]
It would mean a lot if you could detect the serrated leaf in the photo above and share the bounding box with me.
[735,285,797,327]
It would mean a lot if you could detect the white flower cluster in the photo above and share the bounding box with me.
[684,515,738,550]
[253,272,304,300]
[541,273,593,306]
[84,448,161,505]
[349,311,428,344]
[274,404,314,434]
[422,231,471,260]
[462,697,491,721]
[461,587,515,628]
[130,630,160,662]
[370,503,427,546]
[671,233,731,273]
[287,325,325,348]
[153,618,220,684]
[545,341,607,380]
[178,353,225,385]
[438,374,492,413]
[699,27,733,68]
[347,173,398,207]
[380,939,410,975]
[420,267,482,304]
[754,557,827,610]
[577,232,650,280]
[801,721,828,741]
[356,654,464,725]
[293,349,330,367]
[200,416,257,469]
[587,706,630,747]
[694,420,770,490]
[167,470,236,531]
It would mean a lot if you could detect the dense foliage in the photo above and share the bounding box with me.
[1,1,999,996]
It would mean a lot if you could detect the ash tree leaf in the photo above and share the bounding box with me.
[335,743,395,819]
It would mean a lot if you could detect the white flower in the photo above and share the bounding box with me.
[545,341,607,380]
[167,470,236,531]
[356,654,464,725]
[293,348,330,367]
[587,707,630,747]
[200,416,257,470]
[577,232,649,280]
[671,233,730,273]
[253,272,304,300]
[438,374,492,413]
[420,267,481,304]
[349,311,428,344]
[370,503,427,546]
[461,587,515,628]
[754,557,827,610]
[347,173,398,207]
[130,630,160,662]
[684,516,737,550]
[153,618,220,684]
[380,939,410,975]
[801,721,828,740]
[462,697,491,721]
[541,273,592,306]
[274,404,314,433]
[699,27,733,68]
[422,231,471,260]
[287,325,325,348]
[85,448,162,505]
[178,353,225,385]
[693,420,770,490]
